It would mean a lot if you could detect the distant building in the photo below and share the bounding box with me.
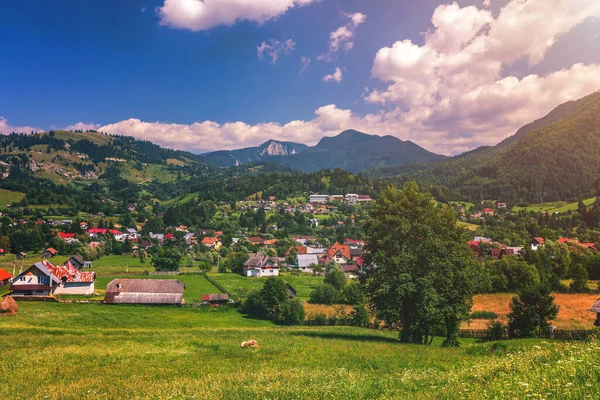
[243,253,280,277]
[201,294,229,307]
[309,194,329,204]
[295,254,319,273]
[0,268,12,287]
[10,260,95,297]
[42,248,58,258]
[531,237,545,251]
[104,279,185,305]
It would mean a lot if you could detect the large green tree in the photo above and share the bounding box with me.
[363,182,482,346]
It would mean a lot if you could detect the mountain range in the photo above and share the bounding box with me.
[203,129,445,173]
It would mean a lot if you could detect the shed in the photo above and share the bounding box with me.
[591,299,600,327]
[67,255,86,269]
[0,268,12,287]
[201,294,229,306]
[104,279,185,305]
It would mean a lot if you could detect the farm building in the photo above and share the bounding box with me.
[104,279,185,305]
[10,260,95,297]
[591,299,600,327]
[42,248,58,258]
[0,268,12,287]
[67,255,92,269]
[201,294,229,306]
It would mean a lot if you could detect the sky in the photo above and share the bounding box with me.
[1,0,600,155]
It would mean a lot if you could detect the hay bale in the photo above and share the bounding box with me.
[0,296,18,316]
[240,340,259,349]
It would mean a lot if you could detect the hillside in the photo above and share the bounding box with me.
[374,91,600,204]
[262,130,445,173]
[203,139,308,166]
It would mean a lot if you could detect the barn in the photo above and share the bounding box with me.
[104,279,185,305]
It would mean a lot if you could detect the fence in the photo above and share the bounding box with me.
[459,329,597,341]
[202,272,234,298]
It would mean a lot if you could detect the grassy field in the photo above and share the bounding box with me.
[208,272,324,300]
[0,189,26,206]
[514,197,597,213]
[457,221,480,231]
[1,301,599,399]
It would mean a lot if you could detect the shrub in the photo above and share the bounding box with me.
[313,313,327,326]
[470,310,498,320]
[276,299,305,325]
[324,267,347,291]
[486,320,508,341]
[309,284,339,305]
[340,281,364,305]
[508,283,559,338]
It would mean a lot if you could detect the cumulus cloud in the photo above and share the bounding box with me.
[257,39,296,64]
[0,117,40,134]
[65,122,101,131]
[318,12,367,62]
[300,56,311,74]
[323,67,343,83]
[157,0,316,31]
[364,0,600,153]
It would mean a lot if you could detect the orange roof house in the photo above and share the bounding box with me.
[327,243,351,262]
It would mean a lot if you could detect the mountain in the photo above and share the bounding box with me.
[202,140,308,166]
[383,91,600,204]
[204,130,445,173]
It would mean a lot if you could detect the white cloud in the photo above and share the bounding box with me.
[141,7,148,13]
[483,0,491,7]
[0,117,40,134]
[157,0,317,31]
[65,122,101,131]
[318,12,367,62]
[323,67,343,83]
[365,0,600,154]
[300,56,311,74]
[257,39,296,64]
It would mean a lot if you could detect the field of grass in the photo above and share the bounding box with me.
[0,189,25,206]
[465,292,600,330]
[208,272,324,300]
[1,301,599,399]
[514,197,597,213]
[457,221,480,231]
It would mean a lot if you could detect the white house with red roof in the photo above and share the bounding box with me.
[10,260,95,297]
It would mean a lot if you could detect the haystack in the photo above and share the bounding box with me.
[240,340,259,349]
[0,296,18,316]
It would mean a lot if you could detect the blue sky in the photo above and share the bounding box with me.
[1,0,600,155]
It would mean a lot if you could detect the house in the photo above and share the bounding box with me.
[345,194,359,203]
[294,236,317,245]
[483,208,494,215]
[474,236,492,243]
[309,218,319,227]
[104,279,185,305]
[327,243,352,264]
[42,248,58,258]
[0,268,12,287]
[497,202,507,209]
[591,299,600,326]
[309,194,329,204]
[247,236,265,246]
[184,233,197,246]
[149,232,165,242]
[88,228,107,239]
[80,221,89,231]
[109,229,124,241]
[531,237,545,250]
[341,265,360,278]
[295,254,319,273]
[243,253,280,277]
[125,228,139,241]
[58,232,76,241]
[175,225,188,232]
[68,255,92,269]
[201,294,229,306]
[201,237,222,250]
[0,248,6,256]
[10,260,95,297]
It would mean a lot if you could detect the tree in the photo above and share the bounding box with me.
[276,298,305,325]
[324,265,347,291]
[224,252,248,274]
[363,183,481,346]
[151,247,182,271]
[309,283,339,305]
[341,280,364,305]
[569,263,588,293]
[244,277,289,320]
[508,283,559,338]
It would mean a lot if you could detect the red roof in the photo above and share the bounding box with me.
[557,238,577,244]
[533,237,545,245]
[165,233,174,239]
[0,268,12,281]
[45,248,58,255]
[202,237,219,245]
[88,228,107,234]
[580,243,597,251]
[58,232,75,238]
[327,243,351,260]
[109,229,123,235]
[43,260,95,283]
[484,208,494,213]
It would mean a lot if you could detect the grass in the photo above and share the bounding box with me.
[208,272,324,300]
[514,197,597,213]
[0,189,25,206]
[1,301,599,399]
[457,221,479,231]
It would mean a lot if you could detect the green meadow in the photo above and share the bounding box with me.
[1,302,599,399]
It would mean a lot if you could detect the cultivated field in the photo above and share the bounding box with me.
[1,302,599,399]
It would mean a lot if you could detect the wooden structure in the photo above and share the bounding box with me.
[201,294,229,306]
[591,299,600,327]
[104,279,185,305]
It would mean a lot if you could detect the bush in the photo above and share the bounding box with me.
[313,313,327,326]
[276,299,305,325]
[486,320,508,341]
[470,310,498,320]
[340,281,364,305]
[309,284,339,305]
[508,283,559,338]
[324,267,347,291]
